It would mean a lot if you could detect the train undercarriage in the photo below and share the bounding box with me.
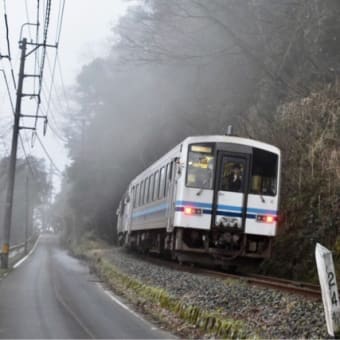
[119,227,272,267]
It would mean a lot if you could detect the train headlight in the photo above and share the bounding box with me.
[184,207,203,215]
[256,215,277,223]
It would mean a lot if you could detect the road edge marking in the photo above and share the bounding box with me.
[98,282,156,325]
[13,236,40,269]
[98,283,175,336]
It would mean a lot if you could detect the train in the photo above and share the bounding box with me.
[116,135,280,266]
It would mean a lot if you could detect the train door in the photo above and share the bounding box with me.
[212,153,250,231]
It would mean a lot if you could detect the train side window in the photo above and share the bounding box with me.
[165,163,171,196]
[138,183,142,207]
[169,161,173,181]
[139,180,144,206]
[132,185,137,208]
[149,174,155,202]
[146,176,152,203]
[153,171,160,200]
[144,177,149,205]
[159,167,166,199]
[134,184,138,207]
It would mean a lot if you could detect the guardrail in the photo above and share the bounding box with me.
[8,234,38,263]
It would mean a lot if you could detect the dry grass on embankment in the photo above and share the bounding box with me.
[70,237,257,339]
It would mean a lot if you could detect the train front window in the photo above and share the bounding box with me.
[186,144,214,189]
[251,148,278,196]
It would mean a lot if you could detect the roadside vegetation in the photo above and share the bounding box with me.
[69,235,259,339]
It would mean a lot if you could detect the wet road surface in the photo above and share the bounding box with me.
[0,235,172,339]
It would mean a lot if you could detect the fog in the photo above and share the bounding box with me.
[48,0,340,245]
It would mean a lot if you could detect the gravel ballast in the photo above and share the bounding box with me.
[90,246,327,338]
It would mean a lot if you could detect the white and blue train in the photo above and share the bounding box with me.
[116,135,280,264]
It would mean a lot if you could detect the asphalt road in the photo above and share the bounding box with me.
[0,234,173,339]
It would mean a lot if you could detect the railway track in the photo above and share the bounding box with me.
[132,251,322,299]
[198,269,321,298]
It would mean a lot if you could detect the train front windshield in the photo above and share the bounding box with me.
[186,144,215,189]
[185,143,278,196]
[250,148,278,196]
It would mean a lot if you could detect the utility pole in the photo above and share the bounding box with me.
[24,175,29,255]
[0,23,57,267]
[1,38,27,269]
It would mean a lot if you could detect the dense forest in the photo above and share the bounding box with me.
[53,0,340,280]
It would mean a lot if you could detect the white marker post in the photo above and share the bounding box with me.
[315,243,340,338]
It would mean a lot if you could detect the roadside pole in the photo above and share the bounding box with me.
[1,38,27,269]
[315,243,340,338]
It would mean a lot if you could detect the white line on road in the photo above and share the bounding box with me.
[97,282,176,338]
[13,236,40,269]
[98,282,151,323]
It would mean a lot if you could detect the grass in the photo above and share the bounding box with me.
[70,237,258,339]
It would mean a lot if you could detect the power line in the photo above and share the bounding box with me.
[35,133,62,175]
[34,0,40,93]
[45,50,58,119]
[2,0,16,89]
[0,67,35,177]
[46,121,68,144]
[44,0,66,118]
[3,1,11,57]
[36,0,66,141]
[33,0,52,130]
[34,90,68,144]
[45,52,68,116]
[56,54,70,111]
[0,69,14,112]
[55,0,65,43]
[24,0,33,40]
[18,133,37,178]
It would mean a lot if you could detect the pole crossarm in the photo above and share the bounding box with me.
[25,42,58,58]
[19,126,36,131]
[21,93,40,98]
[20,114,47,119]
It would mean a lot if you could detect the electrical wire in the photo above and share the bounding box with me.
[45,50,58,119]
[24,0,33,40]
[2,0,16,89]
[55,0,65,43]
[45,0,66,115]
[0,69,14,112]
[19,133,37,178]
[56,54,70,111]
[36,0,66,142]
[35,133,62,175]
[0,69,37,180]
[33,0,52,129]
[34,0,40,93]
[46,52,66,109]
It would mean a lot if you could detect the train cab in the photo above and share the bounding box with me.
[173,136,280,260]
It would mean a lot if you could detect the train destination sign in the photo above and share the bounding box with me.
[315,243,340,337]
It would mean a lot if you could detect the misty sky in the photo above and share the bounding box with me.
[0,0,133,192]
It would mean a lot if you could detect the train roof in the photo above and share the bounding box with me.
[127,135,280,188]
[182,135,280,155]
